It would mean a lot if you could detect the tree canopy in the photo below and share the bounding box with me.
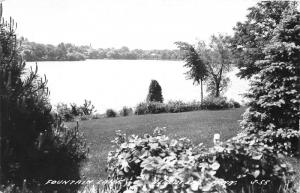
[176,34,232,99]
[240,7,300,154]
[230,1,299,79]
[200,34,232,97]
[175,41,208,102]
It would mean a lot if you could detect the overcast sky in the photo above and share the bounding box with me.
[4,0,257,50]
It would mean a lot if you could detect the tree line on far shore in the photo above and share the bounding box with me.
[19,38,183,61]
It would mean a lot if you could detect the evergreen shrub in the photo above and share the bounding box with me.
[146,80,163,103]
[119,106,133,117]
[106,109,117,118]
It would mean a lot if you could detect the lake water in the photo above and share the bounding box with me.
[27,60,250,113]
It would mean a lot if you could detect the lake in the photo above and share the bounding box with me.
[27,60,250,113]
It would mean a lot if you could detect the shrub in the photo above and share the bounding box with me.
[56,102,74,121]
[166,100,202,113]
[80,114,91,121]
[233,101,241,108]
[146,80,163,103]
[202,96,230,110]
[146,102,166,114]
[70,102,82,116]
[106,109,117,118]
[134,102,166,115]
[56,100,96,121]
[165,100,186,113]
[0,121,88,193]
[134,99,238,116]
[229,99,241,108]
[106,128,297,193]
[91,113,102,119]
[187,100,203,111]
[0,182,42,193]
[80,99,95,116]
[134,102,148,115]
[38,121,88,192]
[119,106,133,117]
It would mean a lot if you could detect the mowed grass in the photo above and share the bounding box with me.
[67,107,246,180]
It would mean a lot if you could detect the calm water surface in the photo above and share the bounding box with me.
[28,60,249,113]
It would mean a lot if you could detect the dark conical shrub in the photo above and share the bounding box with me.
[106,109,117,117]
[146,80,163,103]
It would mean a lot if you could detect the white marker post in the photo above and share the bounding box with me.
[213,133,220,146]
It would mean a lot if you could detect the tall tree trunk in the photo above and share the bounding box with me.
[215,62,224,98]
[213,75,220,98]
[215,81,220,97]
[200,79,203,104]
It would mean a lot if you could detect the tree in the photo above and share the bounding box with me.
[56,42,67,60]
[0,5,87,191]
[230,1,298,79]
[175,42,208,103]
[198,34,232,98]
[146,80,163,103]
[240,8,300,154]
[0,10,53,185]
[80,99,95,115]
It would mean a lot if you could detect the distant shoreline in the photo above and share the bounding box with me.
[20,39,183,62]
[25,58,182,62]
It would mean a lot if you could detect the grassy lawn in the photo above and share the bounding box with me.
[68,107,246,180]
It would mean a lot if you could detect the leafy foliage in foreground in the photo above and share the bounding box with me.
[36,121,88,192]
[0,121,89,193]
[106,128,296,193]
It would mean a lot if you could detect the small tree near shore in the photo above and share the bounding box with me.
[175,41,208,103]
[146,80,163,103]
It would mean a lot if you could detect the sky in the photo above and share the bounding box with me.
[3,0,258,50]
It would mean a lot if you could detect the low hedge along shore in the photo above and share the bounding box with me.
[134,98,241,115]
